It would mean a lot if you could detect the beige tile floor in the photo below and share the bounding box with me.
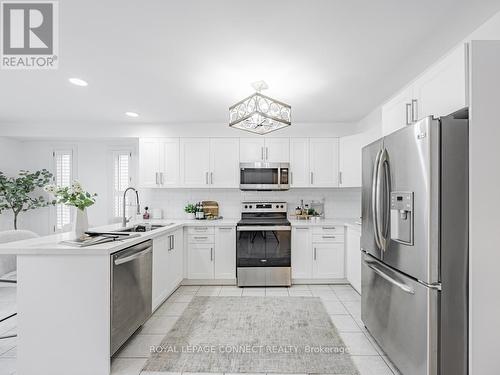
[0,284,402,375]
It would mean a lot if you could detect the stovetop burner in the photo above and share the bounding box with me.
[238,201,289,227]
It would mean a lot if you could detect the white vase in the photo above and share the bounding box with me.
[186,212,195,220]
[73,208,89,238]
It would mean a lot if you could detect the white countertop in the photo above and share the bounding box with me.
[0,217,362,255]
[0,218,239,256]
[289,217,361,229]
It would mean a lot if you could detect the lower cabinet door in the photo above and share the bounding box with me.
[312,242,345,279]
[152,235,170,310]
[167,229,184,291]
[291,228,313,279]
[188,243,215,279]
[214,227,236,279]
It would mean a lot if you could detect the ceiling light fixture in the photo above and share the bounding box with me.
[125,111,139,118]
[229,81,291,135]
[68,78,88,87]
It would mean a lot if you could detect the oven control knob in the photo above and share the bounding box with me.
[249,205,253,209]
[276,205,279,208]
[280,205,284,208]
[244,205,248,209]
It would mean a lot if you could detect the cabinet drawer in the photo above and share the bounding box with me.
[312,225,344,235]
[187,226,215,235]
[188,234,215,244]
[313,234,344,243]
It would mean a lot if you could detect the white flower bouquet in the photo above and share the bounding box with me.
[44,180,97,211]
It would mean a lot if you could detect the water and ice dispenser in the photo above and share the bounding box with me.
[390,191,414,245]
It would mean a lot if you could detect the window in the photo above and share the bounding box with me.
[112,151,132,219]
[53,149,73,231]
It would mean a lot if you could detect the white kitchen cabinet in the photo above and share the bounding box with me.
[152,229,183,310]
[309,138,339,187]
[382,44,468,136]
[160,139,180,187]
[346,226,361,293]
[214,226,236,279]
[312,242,345,279]
[188,243,214,279]
[209,138,239,188]
[382,87,413,136]
[291,227,313,279]
[264,138,290,162]
[180,138,211,187]
[239,138,289,162]
[139,138,180,188]
[139,138,162,187]
[240,138,265,162]
[289,138,310,187]
[339,127,380,188]
[412,45,468,121]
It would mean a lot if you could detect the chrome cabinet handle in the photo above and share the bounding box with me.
[261,147,264,160]
[219,227,233,230]
[364,257,414,294]
[194,227,208,231]
[310,172,313,185]
[290,171,293,185]
[210,247,213,261]
[155,172,159,185]
[411,99,418,122]
[323,236,336,239]
[314,247,317,260]
[296,227,309,230]
[160,172,164,185]
[194,236,208,240]
[210,172,213,185]
[339,171,343,186]
[205,172,209,185]
[322,226,336,230]
[405,103,412,125]
[172,235,174,249]
[266,147,269,160]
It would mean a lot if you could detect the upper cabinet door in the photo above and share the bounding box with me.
[412,44,467,121]
[240,138,265,162]
[382,87,413,136]
[264,138,290,162]
[309,138,339,187]
[160,138,180,187]
[209,138,239,188]
[180,138,210,187]
[290,138,310,187]
[139,138,161,188]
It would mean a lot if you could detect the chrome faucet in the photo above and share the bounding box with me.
[122,187,140,227]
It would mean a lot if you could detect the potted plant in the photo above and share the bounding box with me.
[45,180,97,238]
[0,169,55,230]
[184,203,196,220]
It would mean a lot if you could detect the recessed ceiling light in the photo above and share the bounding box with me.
[125,112,139,118]
[68,78,88,87]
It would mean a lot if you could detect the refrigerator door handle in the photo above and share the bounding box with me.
[364,256,415,294]
[378,148,391,251]
[372,149,382,250]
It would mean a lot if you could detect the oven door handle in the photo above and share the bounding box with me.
[237,226,291,231]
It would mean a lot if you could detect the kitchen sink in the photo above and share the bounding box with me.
[117,224,174,232]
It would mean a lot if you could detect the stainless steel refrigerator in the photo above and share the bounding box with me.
[361,110,468,375]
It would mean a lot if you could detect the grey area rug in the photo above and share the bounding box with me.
[143,296,359,374]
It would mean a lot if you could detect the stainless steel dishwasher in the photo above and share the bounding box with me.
[111,239,152,355]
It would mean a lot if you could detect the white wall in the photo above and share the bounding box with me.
[468,40,500,375]
[140,187,361,220]
[0,138,137,235]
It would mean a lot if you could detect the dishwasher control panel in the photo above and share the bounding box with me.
[390,191,414,245]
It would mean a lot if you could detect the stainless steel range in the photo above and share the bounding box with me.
[236,201,291,287]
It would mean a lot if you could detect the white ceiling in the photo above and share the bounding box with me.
[1,0,499,128]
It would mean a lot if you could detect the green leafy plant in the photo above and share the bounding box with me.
[44,180,97,211]
[184,203,196,214]
[0,169,56,230]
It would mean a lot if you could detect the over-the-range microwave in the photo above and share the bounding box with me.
[239,162,290,191]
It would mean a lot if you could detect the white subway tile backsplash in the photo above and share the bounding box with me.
[140,187,361,219]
